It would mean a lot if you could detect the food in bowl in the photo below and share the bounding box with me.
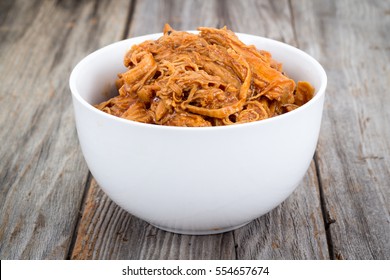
[70,28,327,234]
[95,24,314,126]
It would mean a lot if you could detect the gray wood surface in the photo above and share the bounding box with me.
[0,0,132,259]
[0,0,389,260]
[292,0,390,259]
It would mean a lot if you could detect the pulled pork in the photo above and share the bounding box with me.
[96,24,314,127]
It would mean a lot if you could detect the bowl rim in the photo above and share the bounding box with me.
[69,32,327,131]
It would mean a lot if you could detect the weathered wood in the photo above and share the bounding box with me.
[71,179,236,259]
[291,0,390,259]
[70,0,237,260]
[0,0,132,259]
[225,0,329,259]
[127,0,219,37]
[234,162,329,259]
[71,179,147,260]
[3,0,387,261]
[71,0,329,260]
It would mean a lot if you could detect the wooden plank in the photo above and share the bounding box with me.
[127,0,219,37]
[234,162,329,259]
[70,0,236,260]
[226,0,329,259]
[0,0,132,259]
[71,0,329,259]
[71,179,236,259]
[291,0,390,259]
[71,179,147,259]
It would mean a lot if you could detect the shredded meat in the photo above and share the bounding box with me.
[95,24,315,127]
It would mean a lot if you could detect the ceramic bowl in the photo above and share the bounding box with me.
[69,32,327,235]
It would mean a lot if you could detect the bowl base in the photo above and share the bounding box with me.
[150,220,252,235]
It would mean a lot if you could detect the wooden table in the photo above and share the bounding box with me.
[1,0,389,260]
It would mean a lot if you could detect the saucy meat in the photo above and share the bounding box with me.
[96,24,314,127]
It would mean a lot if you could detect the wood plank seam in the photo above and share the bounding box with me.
[289,0,333,260]
[216,0,232,29]
[314,153,335,259]
[231,230,238,259]
[122,0,137,39]
[287,0,299,47]
[66,172,93,259]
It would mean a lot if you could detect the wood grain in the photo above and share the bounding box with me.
[291,0,390,259]
[127,0,219,36]
[70,0,329,260]
[0,0,132,259]
[71,179,236,260]
[234,162,329,259]
[2,0,387,260]
[223,0,329,259]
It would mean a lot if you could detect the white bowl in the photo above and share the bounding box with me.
[69,32,327,235]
